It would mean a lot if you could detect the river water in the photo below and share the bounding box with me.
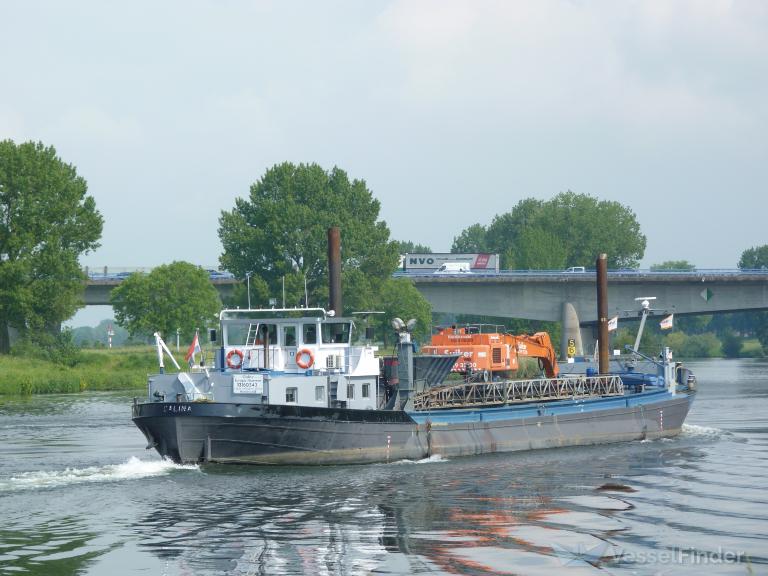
[0,359,765,575]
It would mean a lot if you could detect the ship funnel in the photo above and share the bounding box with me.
[328,227,342,315]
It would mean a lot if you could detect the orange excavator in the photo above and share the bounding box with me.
[422,324,560,379]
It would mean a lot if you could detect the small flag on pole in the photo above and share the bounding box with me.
[185,330,201,367]
[660,314,674,330]
[607,316,618,332]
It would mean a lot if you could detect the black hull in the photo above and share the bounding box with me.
[133,403,425,465]
[133,390,695,465]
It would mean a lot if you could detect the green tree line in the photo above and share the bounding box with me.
[2,138,766,360]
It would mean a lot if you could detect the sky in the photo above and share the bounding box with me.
[2,0,767,325]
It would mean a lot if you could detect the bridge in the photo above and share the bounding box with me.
[84,268,238,304]
[83,266,768,354]
[398,269,768,355]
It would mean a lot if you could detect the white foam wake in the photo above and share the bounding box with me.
[0,456,199,492]
[390,454,449,465]
[682,423,723,437]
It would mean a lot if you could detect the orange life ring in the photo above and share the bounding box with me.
[296,348,314,370]
[226,348,244,369]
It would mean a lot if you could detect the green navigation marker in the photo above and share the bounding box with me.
[700,288,714,301]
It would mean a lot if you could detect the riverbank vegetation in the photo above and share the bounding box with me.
[0,346,172,396]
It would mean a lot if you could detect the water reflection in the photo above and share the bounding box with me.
[122,427,766,575]
[0,517,113,576]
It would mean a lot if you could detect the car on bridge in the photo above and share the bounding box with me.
[207,269,236,280]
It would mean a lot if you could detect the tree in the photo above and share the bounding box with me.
[451,223,488,253]
[738,245,768,269]
[650,260,696,271]
[721,331,743,358]
[0,140,103,353]
[375,278,432,345]
[393,240,432,254]
[506,227,567,270]
[71,319,131,347]
[218,163,400,312]
[463,192,645,269]
[111,262,222,341]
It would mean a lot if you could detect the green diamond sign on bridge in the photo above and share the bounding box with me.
[700,288,714,302]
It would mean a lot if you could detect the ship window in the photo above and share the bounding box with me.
[283,326,296,347]
[286,387,297,403]
[303,324,317,344]
[362,383,370,398]
[322,322,351,344]
[347,383,355,399]
[315,386,325,401]
[224,324,249,346]
[245,323,277,346]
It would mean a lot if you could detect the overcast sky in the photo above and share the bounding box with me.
[2,1,767,280]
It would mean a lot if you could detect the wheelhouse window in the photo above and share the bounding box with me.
[249,324,277,346]
[303,323,317,345]
[322,322,351,344]
[362,383,370,398]
[347,383,355,399]
[315,386,325,401]
[286,387,297,403]
[224,323,248,346]
[226,323,277,346]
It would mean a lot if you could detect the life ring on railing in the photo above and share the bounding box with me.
[226,348,244,369]
[296,348,314,370]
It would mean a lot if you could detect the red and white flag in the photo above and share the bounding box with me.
[659,314,674,330]
[185,330,201,366]
[607,316,618,332]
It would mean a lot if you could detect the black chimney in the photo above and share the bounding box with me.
[328,227,342,315]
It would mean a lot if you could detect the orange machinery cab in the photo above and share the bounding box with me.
[422,325,560,378]
[422,326,519,374]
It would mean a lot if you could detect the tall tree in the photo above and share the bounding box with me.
[111,262,222,341]
[0,140,103,353]
[506,227,567,270]
[451,223,488,253]
[375,277,433,345]
[218,163,400,311]
[473,192,645,269]
[393,240,432,254]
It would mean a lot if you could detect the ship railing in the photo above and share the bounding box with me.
[412,374,625,411]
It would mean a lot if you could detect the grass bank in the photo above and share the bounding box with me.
[0,347,182,396]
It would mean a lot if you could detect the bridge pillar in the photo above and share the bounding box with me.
[560,302,584,360]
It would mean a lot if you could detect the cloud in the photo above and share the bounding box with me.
[376,0,768,139]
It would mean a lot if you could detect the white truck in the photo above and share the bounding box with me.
[434,262,472,274]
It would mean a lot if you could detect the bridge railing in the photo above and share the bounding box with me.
[84,266,236,281]
[394,268,768,278]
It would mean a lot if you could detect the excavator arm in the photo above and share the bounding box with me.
[511,332,560,378]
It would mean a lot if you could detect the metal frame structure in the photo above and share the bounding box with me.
[412,375,625,410]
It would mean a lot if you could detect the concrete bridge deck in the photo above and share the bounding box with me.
[85,276,238,304]
[398,269,768,322]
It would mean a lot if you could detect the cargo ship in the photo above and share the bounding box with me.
[131,232,696,465]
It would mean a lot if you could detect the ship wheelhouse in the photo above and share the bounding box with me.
[219,308,356,375]
[142,308,382,411]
